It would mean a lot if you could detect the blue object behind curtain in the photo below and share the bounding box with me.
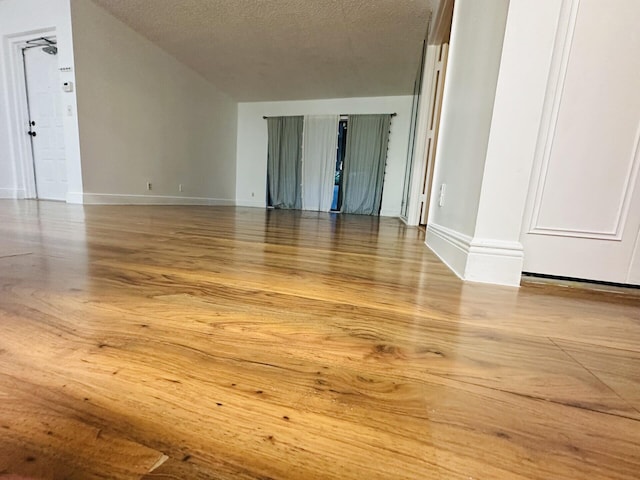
[342,114,392,215]
[267,116,303,209]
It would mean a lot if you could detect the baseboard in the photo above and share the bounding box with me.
[426,223,471,279]
[466,237,524,287]
[234,200,400,215]
[426,223,523,287]
[380,209,401,217]
[66,191,84,204]
[82,193,236,206]
[0,188,24,199]
[401,216,420,227]
[235,199,266,208]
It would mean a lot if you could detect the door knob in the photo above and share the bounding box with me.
[28,131,37,137]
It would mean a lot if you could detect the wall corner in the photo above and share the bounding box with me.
[426,223,523,287]
[465,237,523,286]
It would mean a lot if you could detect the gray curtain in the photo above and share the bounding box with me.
[267,116,303,209]
[342,114,392,215]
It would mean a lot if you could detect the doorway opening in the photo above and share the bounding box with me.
[331,119,348,212]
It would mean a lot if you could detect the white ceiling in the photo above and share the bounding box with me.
[90,0,435,101]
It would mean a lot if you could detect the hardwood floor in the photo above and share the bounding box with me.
[0,200,639,480]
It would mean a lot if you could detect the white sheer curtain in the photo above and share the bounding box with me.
[302,115,339,212]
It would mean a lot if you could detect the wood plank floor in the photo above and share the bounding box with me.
[0,200,639,480]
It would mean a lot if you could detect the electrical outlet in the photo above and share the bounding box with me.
[179,184,183,192]
[146,182,152,191]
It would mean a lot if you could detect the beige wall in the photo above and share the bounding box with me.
[71,0,237,204]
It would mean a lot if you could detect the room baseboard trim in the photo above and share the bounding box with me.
[399,214,419,226]
[426,223,471,279]
[235,199,266,208]
[380,209,401,217]
[82,193,236,206]
[426,223,524,287]
[466,236,524,287]
[0,188,24,199]
[66,191,84,204]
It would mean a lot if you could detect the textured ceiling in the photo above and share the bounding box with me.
[90,0,435,101]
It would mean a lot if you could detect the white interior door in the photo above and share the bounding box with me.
[24,45,67,201]
[521,0,640,285]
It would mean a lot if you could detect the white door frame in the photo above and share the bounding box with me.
[403,45,437,226]
[3,28,58,199]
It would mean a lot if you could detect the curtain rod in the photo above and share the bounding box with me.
[262,113,397,119]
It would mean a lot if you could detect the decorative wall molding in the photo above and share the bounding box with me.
[467,237,524,258]
[82,193,235,206]
[527,0,640,241]
[528,0,582,235]
[530,127,640,240]
[427,223,524,287]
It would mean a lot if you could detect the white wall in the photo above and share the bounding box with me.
[476,0,563,242]
[426,0,584,287]
[236,96,413,216]
[468,0,564,285]
[0,0,83,201]
[425,0,512,282]
[70,0,237,205]
[520,0,640,286]
[427,0,509,238]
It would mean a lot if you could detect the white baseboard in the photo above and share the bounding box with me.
[235,199,266,208]
[426,223,523,287]
[234,200,400,216]
[426,223,471,279]
[466,237,525,286]
[82,193,236,206]
[0,188,24,199]
[66,191,84,204]
[380,209,401,217]
[0,188,15,199]
[399,215,419,226]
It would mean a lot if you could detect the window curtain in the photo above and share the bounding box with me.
[267,116,303,209]
[342,114,392,215]
[302,115,339,212]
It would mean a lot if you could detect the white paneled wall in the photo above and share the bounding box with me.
[521,0,640,285]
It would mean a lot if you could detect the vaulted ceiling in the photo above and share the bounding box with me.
[90,0,435,101]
